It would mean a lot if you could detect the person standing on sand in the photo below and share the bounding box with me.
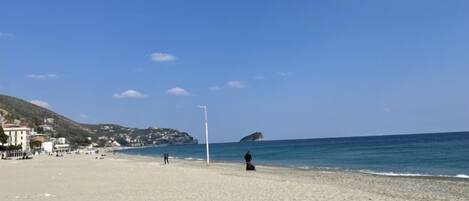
[163,152,169,164]
[244,151,255,171]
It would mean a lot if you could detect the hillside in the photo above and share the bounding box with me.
[0,94,94,146]
[0,94,197,147]
[82,124,197,146]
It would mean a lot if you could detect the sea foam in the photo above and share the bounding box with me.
[360,170,469,179]
[359,170,432,177]
[455,174,469,178]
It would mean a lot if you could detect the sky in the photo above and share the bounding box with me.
[1,1,469,143]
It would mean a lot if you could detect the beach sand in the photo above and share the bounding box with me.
[0,154,467,201]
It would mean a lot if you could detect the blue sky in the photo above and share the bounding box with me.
[1,1,469,142]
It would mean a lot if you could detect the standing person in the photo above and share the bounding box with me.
[163,151,169,165]
[244,151,255,171]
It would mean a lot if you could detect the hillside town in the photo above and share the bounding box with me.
[0,116,79,159]
[0,94,198,160]
[0,111,197,160]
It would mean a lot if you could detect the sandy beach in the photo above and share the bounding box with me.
[0,154,467,201]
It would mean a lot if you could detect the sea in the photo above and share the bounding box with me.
[117,132,469,179]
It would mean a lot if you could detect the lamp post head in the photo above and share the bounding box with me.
[198,105,207,109]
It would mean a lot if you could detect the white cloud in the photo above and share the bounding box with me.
[209,85,221,91]
[30,100,52,109]
[26,74,57,80]
[227,80,245,88]
[0,32,13,39]
[113,89,147,98]
[151,52,177,62]
[167,87,191,96]
[253,75,265,80]
[277,72,293,77]
[79,114,89,119]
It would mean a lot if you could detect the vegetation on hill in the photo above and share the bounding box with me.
[0,94,197,147]
[0,95,93,146]
[82,124,197,146]
[0,125,7,144]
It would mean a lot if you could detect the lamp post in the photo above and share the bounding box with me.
[198,105,210,166]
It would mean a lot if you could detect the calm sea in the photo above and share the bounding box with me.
[117,132,469,178]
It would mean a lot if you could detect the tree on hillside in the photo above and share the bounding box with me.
[30,140,42,149]
[0,125,8,145]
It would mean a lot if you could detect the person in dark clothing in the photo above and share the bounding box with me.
[244,151,255,171]
[244,151,252,163]
[163,152,169,164]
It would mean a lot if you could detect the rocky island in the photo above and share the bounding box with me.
[240,132,263,142]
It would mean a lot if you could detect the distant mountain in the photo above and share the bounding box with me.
[0,94,197,147]
[240,132,263,142]
[82,124,197,146]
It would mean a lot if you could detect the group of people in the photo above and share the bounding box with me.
[161,150,256,171]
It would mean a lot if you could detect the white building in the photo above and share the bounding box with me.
[3,126,31,153]
[57,137,66,144]
[39,124,54,131]
[41,141,54,153]
[44,118,54,124]
[54,143,70,152]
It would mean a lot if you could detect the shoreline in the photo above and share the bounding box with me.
[114,151,469,182]
[113,153,469,200]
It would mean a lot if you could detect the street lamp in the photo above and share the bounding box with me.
[198,105,210,166]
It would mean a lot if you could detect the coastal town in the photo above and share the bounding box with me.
[0,94,198,160]
[1,116,92,159]
[0,114,196,160]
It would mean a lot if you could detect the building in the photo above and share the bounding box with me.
[54,143,70,152]
[41,141,54,153]
[57,137,66,144]
[40,137,70,153]
[54,137,70,152]
[31,134,48,143]
[44,118,55,124]
[39,124,54,132]
[30,128,49,143]
[2,126,31,153]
